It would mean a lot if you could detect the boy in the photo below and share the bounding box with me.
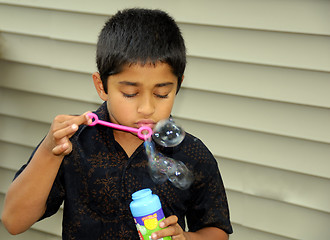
[2,8,232,239]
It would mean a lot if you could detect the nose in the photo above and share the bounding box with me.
[137,94,155,117]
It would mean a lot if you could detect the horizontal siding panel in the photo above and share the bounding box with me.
[2,58,330,109]
[219,157,330,213]
[0,168,15,194]
[0,0,329,35]
[0,169,63,236]
[175,118,330,179]
[32,210,62,237]
[0,221,60,240]
[1,10,329,72]
[173,88,330,144]
[227,190,330,240]
[0,141,34,171]
[185,57,330,108]
[0,61,101,104]
[0,193,62,237]
[0,33,96,73]
[0,4,105,44]
[183,24,330,71]
[0,88,100,124]
[0,114,50,147]
[231,224,295,240]
[2,66,330,145]
[1,88,330,179]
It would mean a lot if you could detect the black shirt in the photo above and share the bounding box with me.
[15,102,232,239]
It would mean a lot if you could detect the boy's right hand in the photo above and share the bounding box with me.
[43,112,92,156]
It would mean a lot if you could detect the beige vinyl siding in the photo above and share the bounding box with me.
[0,1,329,240]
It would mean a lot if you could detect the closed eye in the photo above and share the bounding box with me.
[123,92,138,98]
[154,93,169,99]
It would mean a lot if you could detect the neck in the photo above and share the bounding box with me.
[113,130,143,157]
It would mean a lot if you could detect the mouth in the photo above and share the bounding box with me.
[137,120,156,129]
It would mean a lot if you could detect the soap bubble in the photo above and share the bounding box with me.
[144,140,156,161]
[167,161,194,190]
[144,141,168,184]
[152,118,185,147]
[144,139,193,190]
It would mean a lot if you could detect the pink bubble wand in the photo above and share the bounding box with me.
[87,112,152,140]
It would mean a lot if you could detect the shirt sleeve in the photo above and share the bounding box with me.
[13,139,65,220]
[185,140,233,234]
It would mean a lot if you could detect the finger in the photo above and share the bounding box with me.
[53,112,92,131]
[83,111,93,125]
[160,215,179,228]
[53,123,79,140]
[52,142,71,156]
[151,226,182,240]
[152,219,183,240]
[72,111,92,126]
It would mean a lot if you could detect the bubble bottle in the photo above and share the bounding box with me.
[130,188,172,240]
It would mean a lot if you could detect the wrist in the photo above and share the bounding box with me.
[39,140,65,161]
[183,231,193,240]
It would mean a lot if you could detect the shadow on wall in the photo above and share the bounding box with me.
[0,31,3,58]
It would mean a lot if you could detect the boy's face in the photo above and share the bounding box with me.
[94,62,178,137]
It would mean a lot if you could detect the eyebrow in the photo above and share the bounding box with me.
[155,82,174,87]
[119,81,138,86]
[118,81,174,87]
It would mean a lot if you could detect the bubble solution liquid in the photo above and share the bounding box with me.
[130,189,172,240]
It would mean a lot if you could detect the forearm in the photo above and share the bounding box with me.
[1,141,63,235]
[184,227,228,240]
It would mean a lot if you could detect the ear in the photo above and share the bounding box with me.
[92,72,108,101]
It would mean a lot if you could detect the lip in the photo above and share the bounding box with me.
[137,120,156,129]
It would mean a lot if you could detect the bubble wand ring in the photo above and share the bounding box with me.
[87,112,152,140]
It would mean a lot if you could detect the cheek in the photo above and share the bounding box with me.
[108,97,134,115]
[157,99,175,118]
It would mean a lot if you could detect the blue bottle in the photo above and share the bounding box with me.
[130,189,171,240]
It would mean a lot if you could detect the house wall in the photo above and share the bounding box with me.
[1,1,329,239]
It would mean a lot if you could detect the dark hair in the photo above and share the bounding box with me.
[96,8,186,93]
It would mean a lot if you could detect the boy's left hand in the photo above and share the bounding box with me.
[151,215,187,240]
